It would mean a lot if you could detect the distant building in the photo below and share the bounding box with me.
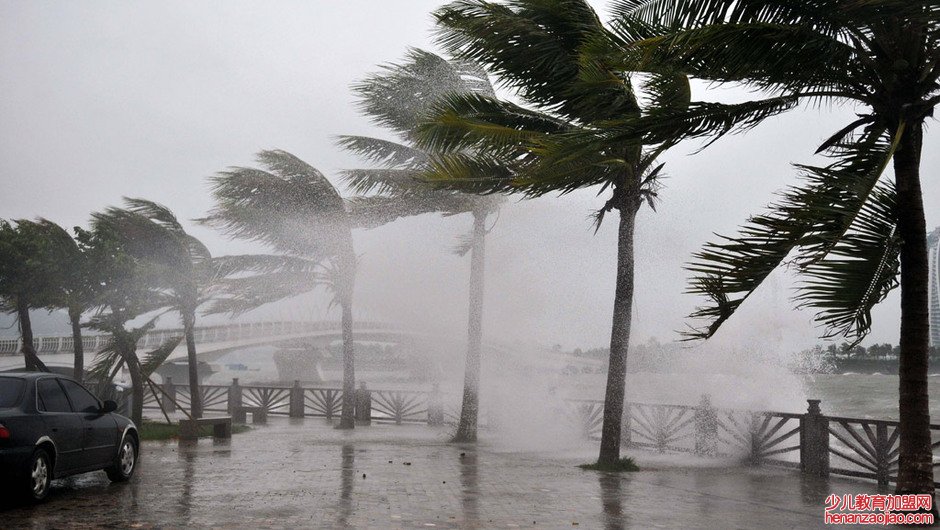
[930,227,940,347]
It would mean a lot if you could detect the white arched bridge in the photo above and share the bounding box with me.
[0,321,420,373]
[0,320,606,375]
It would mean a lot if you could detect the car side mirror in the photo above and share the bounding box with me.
[101,400,118,413]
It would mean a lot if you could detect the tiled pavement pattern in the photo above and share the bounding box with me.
[2,418,885,529]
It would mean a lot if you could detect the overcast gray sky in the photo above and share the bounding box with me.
[1,1,937,352]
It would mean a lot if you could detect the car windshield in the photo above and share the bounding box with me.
[0,377,26,408]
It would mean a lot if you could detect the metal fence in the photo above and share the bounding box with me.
[139,379,940,487]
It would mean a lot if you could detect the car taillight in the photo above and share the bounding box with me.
[0,424,10,440]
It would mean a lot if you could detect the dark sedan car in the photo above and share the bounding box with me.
[0,372,139,502]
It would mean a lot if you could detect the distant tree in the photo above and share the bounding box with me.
[92,199,220,419]
[17,219,97,381]
[0,220,59,372]
[340,49,502,442]
[202,150,360,429]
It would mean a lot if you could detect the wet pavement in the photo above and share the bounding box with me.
[2,417,886,529]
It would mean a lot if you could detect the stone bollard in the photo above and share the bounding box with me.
[355,382,372,425]
[427,383,444,426]
[289,380,305,418]
[693,394,718,457]
[800,399,830,477]
[227,378,242,415]
[162,377,177,413]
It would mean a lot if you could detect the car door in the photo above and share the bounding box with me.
[36,377,85,475]
[59,378,118,467]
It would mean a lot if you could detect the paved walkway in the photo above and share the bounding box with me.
[2,418,886,529]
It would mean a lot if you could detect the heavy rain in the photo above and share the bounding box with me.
[1,1,940,528]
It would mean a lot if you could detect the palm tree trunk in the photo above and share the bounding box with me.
[337,297,356,429]
[453,211,487,443]
[182,310,202,419]
[893,121,934,499]
[598,198,640,465]
[126,350,144,427]
[113,328,144,426]
[16,298,46,372]
[69,305,84,382]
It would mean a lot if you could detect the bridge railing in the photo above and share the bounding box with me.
[0,320,399,357]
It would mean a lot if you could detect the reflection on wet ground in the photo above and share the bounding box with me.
[1,418,884,528]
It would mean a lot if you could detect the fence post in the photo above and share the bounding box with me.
[800,399,830,477]
[875,422,890,486]
[228,378,242,416]
[289,380,305,418]
[620,402,632,447]
[694,394,718,456]
[427,383,444,426]
[355,382,372,425]
[162,377,177,413]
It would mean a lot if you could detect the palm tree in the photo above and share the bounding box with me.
[591,0,940,496]
[17,219,96,381]
[202,150,360,429]
[0,220,56,372]
[77,223,180,426]
[91,199,219,419]
[422,0,686,464]
[340,48,502,442]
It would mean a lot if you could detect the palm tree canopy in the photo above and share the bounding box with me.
[592,0,940,342]
[202,150,355,315]
[417,0,683,224]
[204,149,354,261]
[340,48,503,230]
[91,199,216,311]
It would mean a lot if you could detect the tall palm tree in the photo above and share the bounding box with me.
[340,48,502,442]
[421,0,686,464]
[589,0,940,496]
[203,150,360,429]
[91,199,219,419]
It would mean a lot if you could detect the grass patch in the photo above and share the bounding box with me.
[578,457,640,473]
[139,420,251,441]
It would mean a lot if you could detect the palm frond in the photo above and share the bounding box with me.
[796,183,900,343]
[611,0,933,32]
[204,269,326,316]
[341,168,425,195]
[433,0,638,122]
[683,125,900,340]
[416,92,569,155]
[351,48,497,142]
[336,136,429,169]
[203,150,352,259]
[139,336,183,379]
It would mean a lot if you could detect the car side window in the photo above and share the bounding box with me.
[59,379,101,413]
[37,379,72,413]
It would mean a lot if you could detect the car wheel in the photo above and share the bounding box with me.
[26,448,52,502]
[105,436,137,482]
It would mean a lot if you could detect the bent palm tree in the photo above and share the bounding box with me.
[203,150,360,428]
[595,0,940,496]
[78,222,179,426]
[423,0,686,464]
[18,219,96,381]
[92,199,219,419]
[340,48,502,442]
[0,220,56,372]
